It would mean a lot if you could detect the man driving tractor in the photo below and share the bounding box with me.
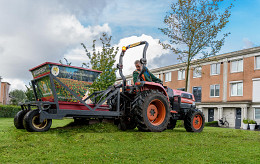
[133,60,162,84]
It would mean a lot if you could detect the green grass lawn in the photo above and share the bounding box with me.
[0,118,259,164]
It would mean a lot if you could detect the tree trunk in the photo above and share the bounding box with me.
[185,63,190,92]
[185,52,192,92]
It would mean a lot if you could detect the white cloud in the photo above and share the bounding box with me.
[114,34,170,76]
[0,1,111,90]
[243,38,254,49]
[2,78,27,91]
[0,0,174,90]
[63,47,90,67]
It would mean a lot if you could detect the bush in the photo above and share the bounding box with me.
[249,120,256,124]
[205,121,219,127]
[243,119,248,124]
[0,105,21,118]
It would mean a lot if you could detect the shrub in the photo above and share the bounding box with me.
[205,121,219,127]
[249,120,256,124]
[0,105,21,118]
[243,119,248,124]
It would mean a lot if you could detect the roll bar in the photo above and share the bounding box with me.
[117,41,149,91]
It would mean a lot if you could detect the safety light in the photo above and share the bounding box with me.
[122,46,126,52]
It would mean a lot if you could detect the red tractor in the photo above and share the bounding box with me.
[114,41,205,132]
[14,41,204,132]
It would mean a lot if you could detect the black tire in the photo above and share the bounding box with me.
[126,118,137,130]
[167,118,177,130]
[14,110,28,129]
[23,110,52,132]
[118,118,127,131]
[184,110,205,132]
[133,90,170,132]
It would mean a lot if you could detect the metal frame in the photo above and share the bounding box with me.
[21,73,125,122]
[118,41,148,91]
[20,41,149,122]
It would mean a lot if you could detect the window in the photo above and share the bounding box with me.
[181,93,193,100]
[231,59,243,73]
[193,87,202,102]
[210,63,220,75]
[255,108,260,119]
[256,56,260,69]
[177,88,185,91]
[178,70,185,80]
[193,67,202,78]
[210,84,220,97]
[127,80,131,85]
[230,82,243,96]
[165,72,171,82]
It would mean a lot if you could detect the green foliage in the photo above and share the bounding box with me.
[243,119,248,124]
[25,83,35,102]
[160,0,234,91]
[176,120,184,127]
[249,120,256,124]
[0,105,21,117]
[59,58,71,65]
[81,33,119,93]
[1,118,260,163]
[205,121,219,127]
[9,89,26,105]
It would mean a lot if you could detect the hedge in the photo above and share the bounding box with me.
[205,121,219,127]
[0,105,21,118]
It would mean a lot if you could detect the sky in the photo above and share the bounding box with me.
[0,0,260,91]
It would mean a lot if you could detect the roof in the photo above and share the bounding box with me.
[1,82,11,85]
[29,62,102,73]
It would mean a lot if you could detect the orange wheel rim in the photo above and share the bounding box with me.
[147,99,166,126]
[193,114,203,130]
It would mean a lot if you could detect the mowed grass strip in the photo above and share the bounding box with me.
[0,118,259,163]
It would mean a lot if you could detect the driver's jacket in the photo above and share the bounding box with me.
[133,66,162,84]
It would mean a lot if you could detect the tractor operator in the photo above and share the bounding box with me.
[133,60,162,84]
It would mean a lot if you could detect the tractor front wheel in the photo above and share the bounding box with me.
[23,110,52,132]
[14,110,29,129]
[134,91,170,132]
[184,110,205,132]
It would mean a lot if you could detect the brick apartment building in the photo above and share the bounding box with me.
[0,77,11,105]
[117,46,260,128]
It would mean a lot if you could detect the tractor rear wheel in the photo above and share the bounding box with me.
[14,110,29,129]
[133,90,170,132]
[184,110,205,132]
[23,110,52,132]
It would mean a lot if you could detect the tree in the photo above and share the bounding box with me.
[9,89,26,105]
[59,58,71,65]
[81,33,119,93]
[25,83,35,102]
[160,0,234,91]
